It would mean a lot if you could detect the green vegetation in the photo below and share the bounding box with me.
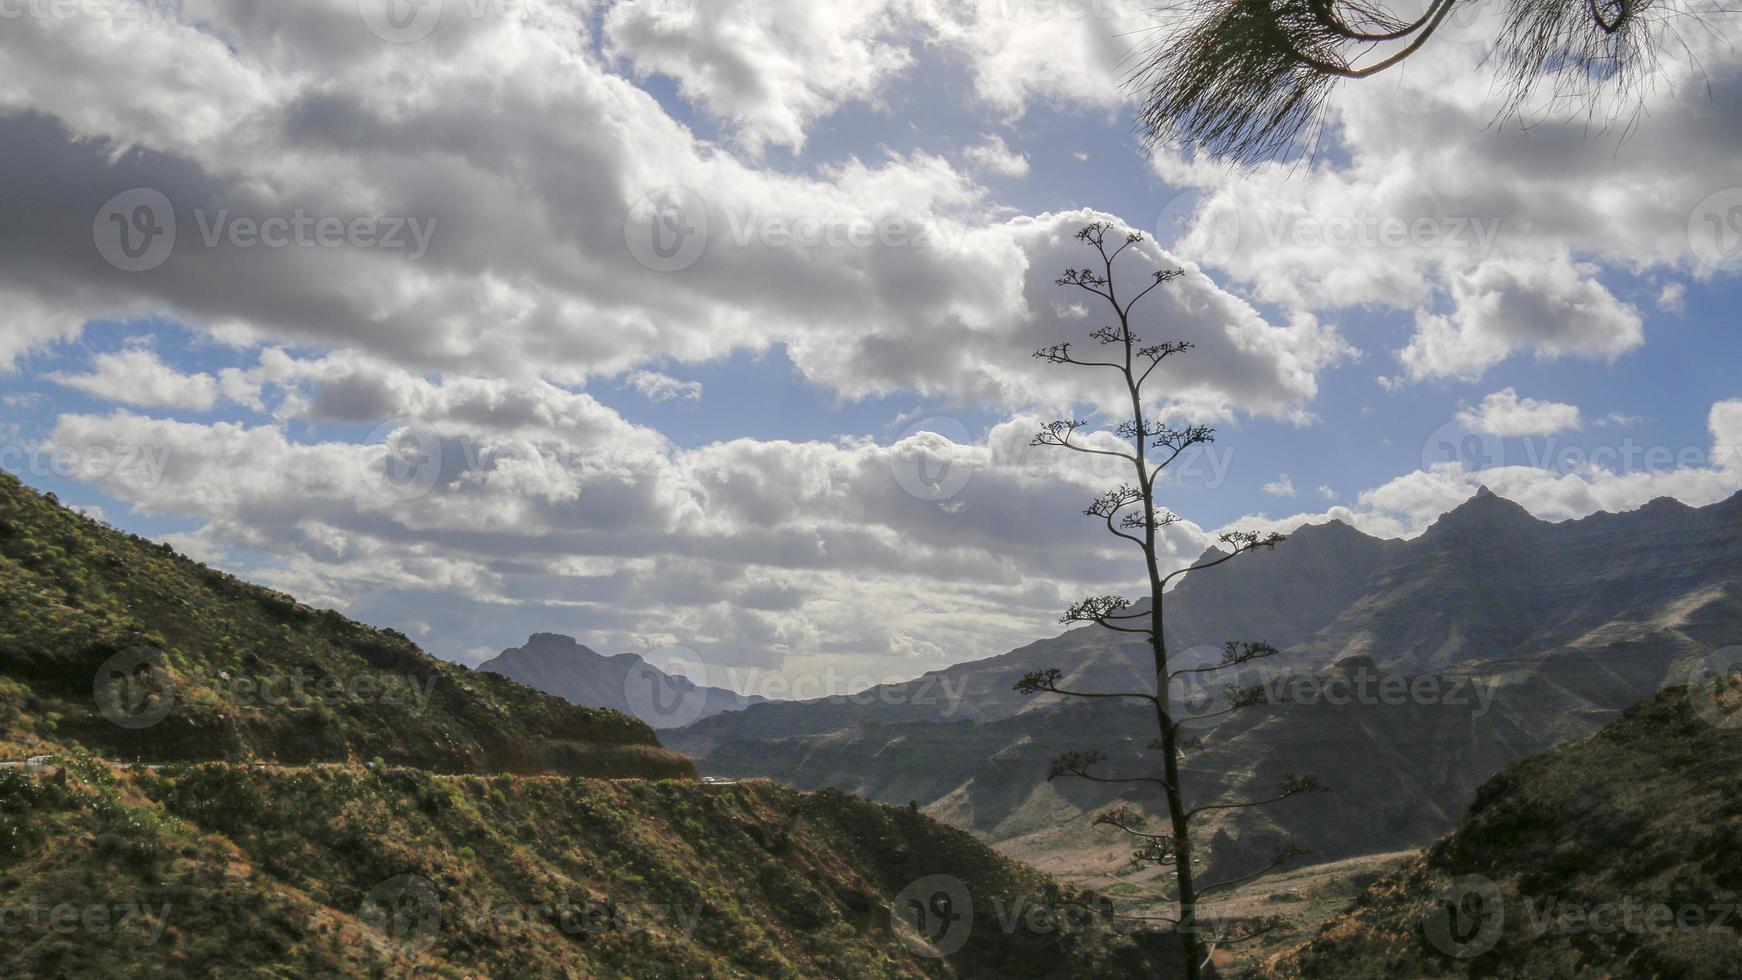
[0,473,1181,976]
[0,471,690,778]
[0,758,1170,977]
[1274,684,1742,978]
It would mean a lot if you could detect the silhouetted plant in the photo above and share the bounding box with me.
[1015,223,1328,979]
[1133,0,1688,160]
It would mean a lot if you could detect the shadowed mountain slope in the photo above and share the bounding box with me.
[0,471,692,779]
[1275,682,1742,978]
[669,489,1742,880]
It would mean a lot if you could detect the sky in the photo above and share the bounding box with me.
[1,0,1739,695]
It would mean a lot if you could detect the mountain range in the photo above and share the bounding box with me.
[660,487,1742,884]
[479,632,765,729]
[5,468,1738,975]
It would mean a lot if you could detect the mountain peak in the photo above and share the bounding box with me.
[1422,487,1543,539]
[1290,517,1373,542]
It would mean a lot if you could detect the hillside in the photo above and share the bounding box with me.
[1273,682,1742,978]
[0,470,1180,976]
[0,751,1172,978]
[668,489,1742,880]
[0,471,691,779]
[480,633,765,729]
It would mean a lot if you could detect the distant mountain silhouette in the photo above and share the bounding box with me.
[480,633,764,729]
[668,488,1742,882]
